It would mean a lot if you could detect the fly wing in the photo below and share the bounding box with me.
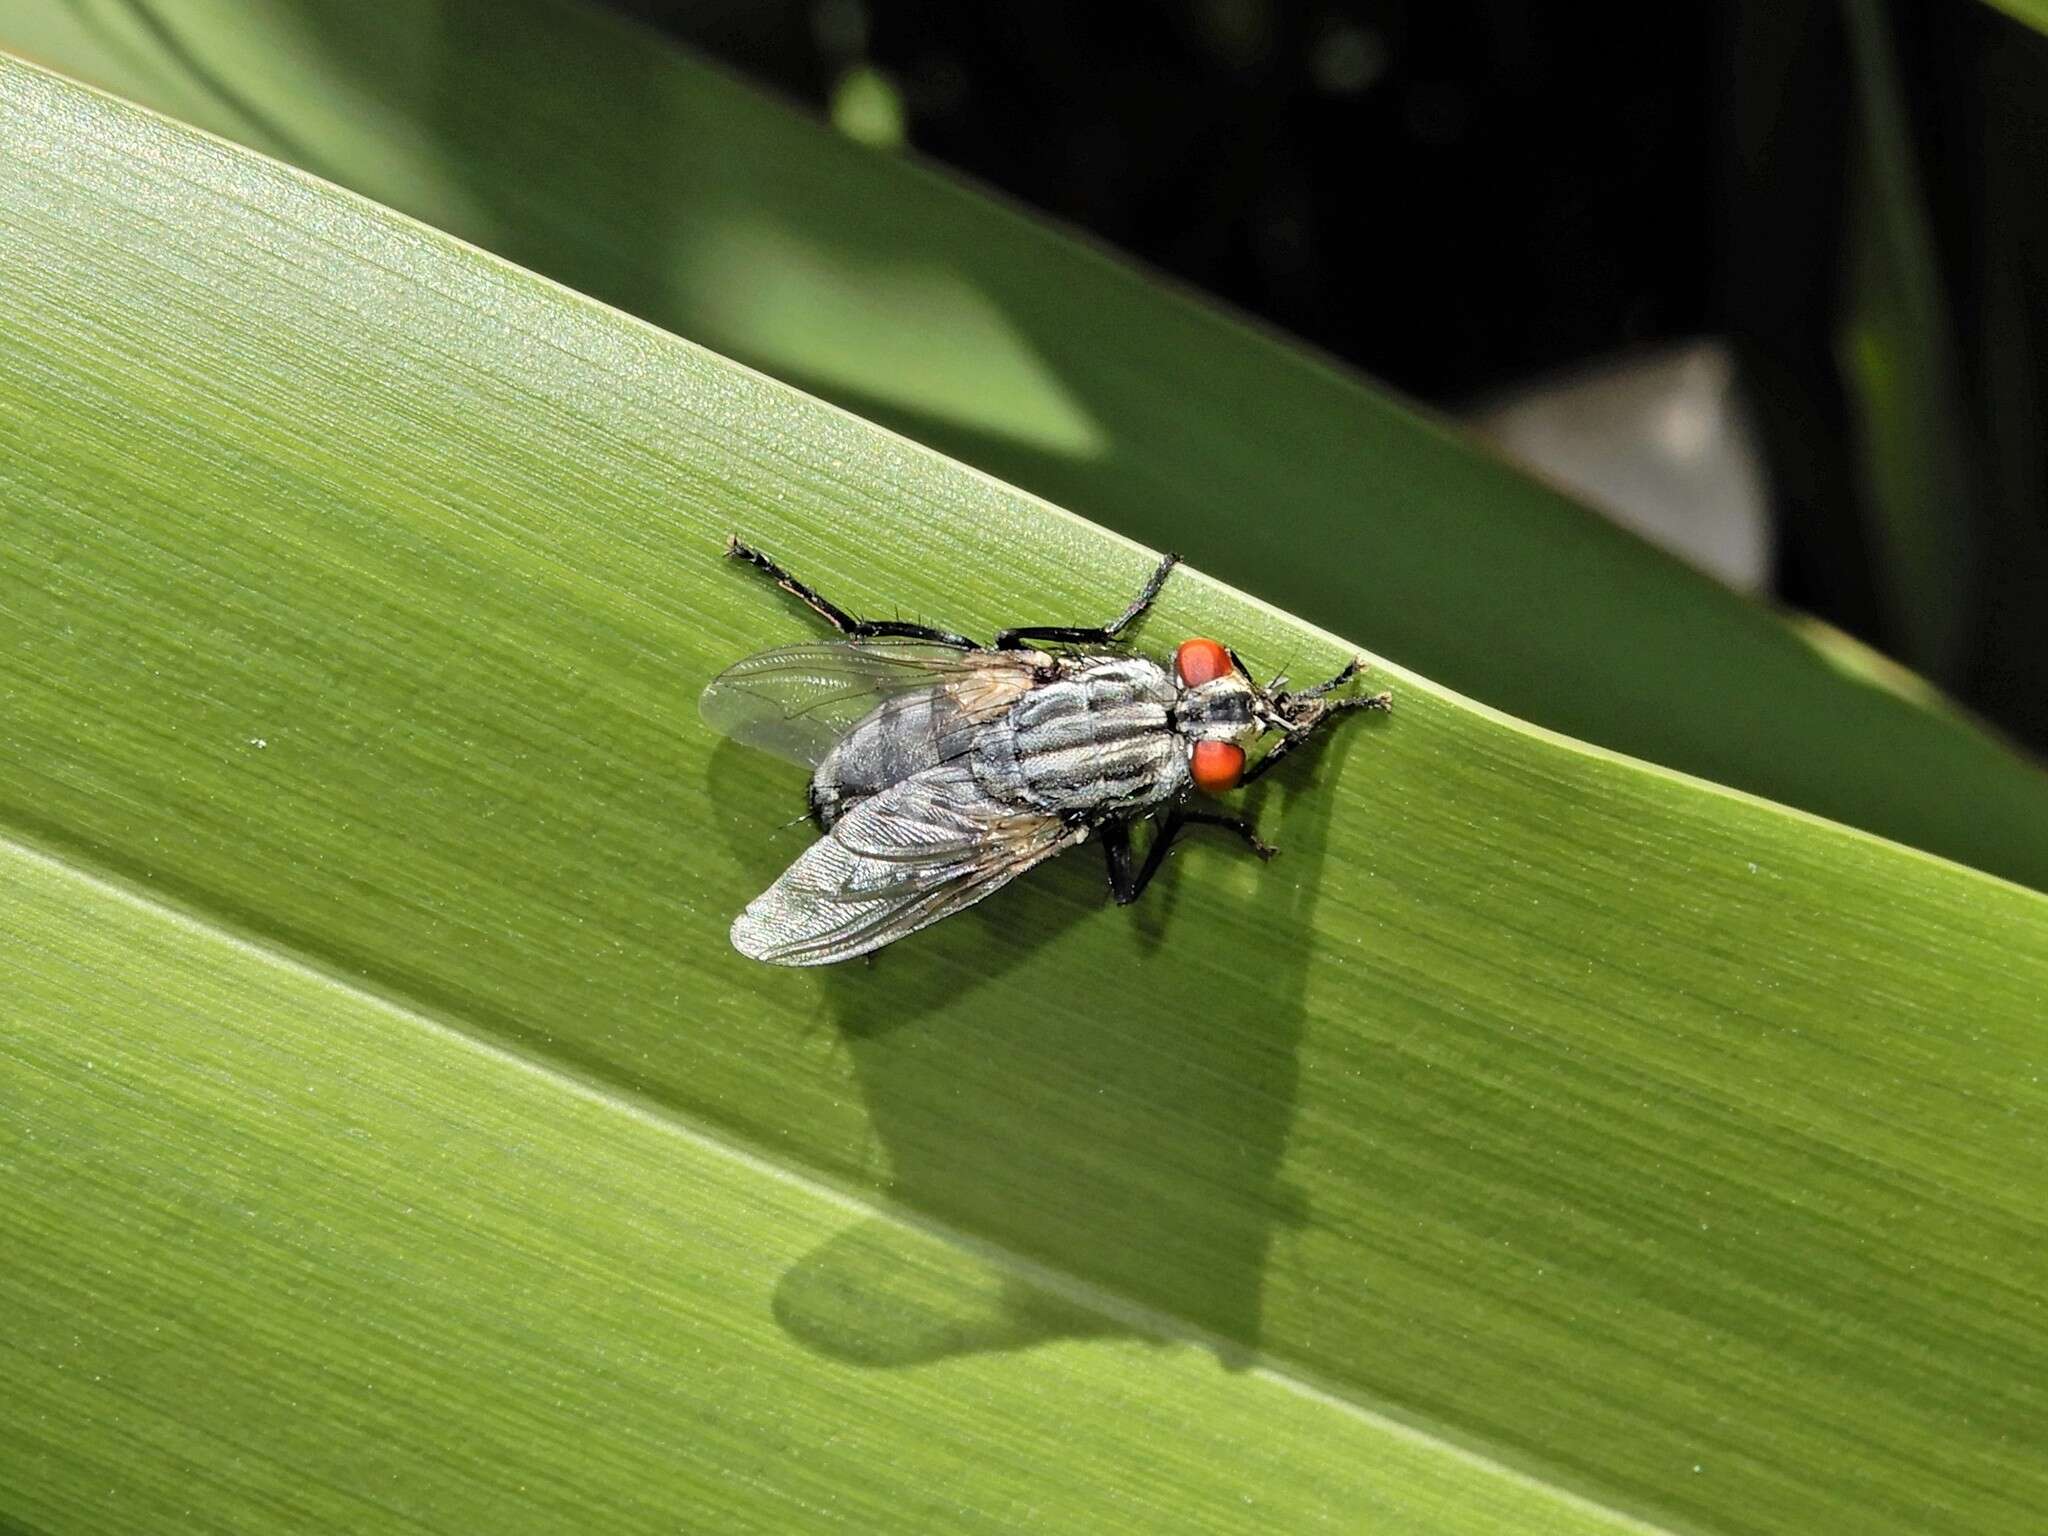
[731,764,1085,966]
[700,641,1040,769]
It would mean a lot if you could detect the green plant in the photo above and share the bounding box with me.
[14,0,2048,888]
[4,36,2046,1536]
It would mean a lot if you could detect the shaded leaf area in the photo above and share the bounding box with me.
[1724,0,2048,750]
[1835,0,1979,680]
[5,845,1633,1536]
[5,59,2048,1536]
[10,0,2048,890]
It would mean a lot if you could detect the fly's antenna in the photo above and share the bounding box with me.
[1227,644,1297,701]
[1267,645,1302,700]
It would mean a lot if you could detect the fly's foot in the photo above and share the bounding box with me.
[1181,810,1273,861]
[1290,656,1364,701]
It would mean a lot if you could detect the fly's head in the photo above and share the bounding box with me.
[1172,637,1391,795]
[1171,637,1270,794]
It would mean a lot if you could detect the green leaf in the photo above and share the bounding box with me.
[1977,0,2048,35]
[12,0,2048,891]
[11,845,1650,1536]
[5,56,2048,1536]
[1837,0,1979,682]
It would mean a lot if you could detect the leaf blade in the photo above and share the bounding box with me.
[11,0,2048,887]
[2,54,2046,1536]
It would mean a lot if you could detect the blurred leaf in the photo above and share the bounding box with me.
[1837,0,1979,682]
[1944,1,2048,751]
[6,57,2048,1536]
[1979,0,2048,35]
[11,0,2048,889]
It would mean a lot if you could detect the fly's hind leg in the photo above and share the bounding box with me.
[996,551,1180,650]
[726,535,980,648]
[1100,809,1274,906]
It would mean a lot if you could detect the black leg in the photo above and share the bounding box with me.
[1239,733,1304,787]
[1242,680,1392,785]
[996,552,1180,650]
[1099,819,1137,901]
[1289,657,1365,700]
[726,535,980,648]
[1102,808,1275,906]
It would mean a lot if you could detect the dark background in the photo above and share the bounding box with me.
[612,0,2048,756]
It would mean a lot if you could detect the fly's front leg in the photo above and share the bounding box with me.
[996,551,1180,650]
[1288,657,1365,700]
[1243,666,1391,785]
[726,535,980,648]
[1103,808,1274,906]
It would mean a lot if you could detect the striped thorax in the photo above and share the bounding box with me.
[702,538,1392,965]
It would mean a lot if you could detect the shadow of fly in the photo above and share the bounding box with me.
[701,536,1391,966]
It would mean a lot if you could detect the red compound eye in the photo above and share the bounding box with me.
[1175,637,1232,686]
[1190,739,1246,793]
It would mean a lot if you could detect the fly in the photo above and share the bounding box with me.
[701,535,1391,966]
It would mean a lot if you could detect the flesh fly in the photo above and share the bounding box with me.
[702,537,1391,965]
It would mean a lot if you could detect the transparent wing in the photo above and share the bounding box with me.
[731,765,1086,966]
[700,641,1040,769]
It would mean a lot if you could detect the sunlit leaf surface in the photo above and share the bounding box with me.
[4,55,2046,1536]
[12,0,2048,889]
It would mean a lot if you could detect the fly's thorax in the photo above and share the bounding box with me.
[1173,674,1270,794]
[1172,675,1262,745]
[972,654,1187,813]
